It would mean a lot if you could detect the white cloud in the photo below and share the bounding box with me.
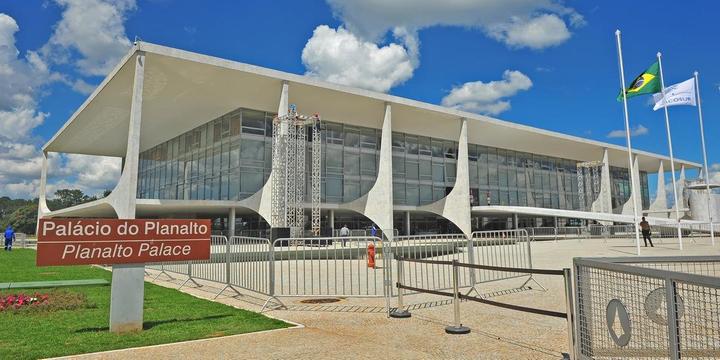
[441,70,532,115]
[705,163,720,190]
[41,0,135,76]
[302,25,417,93]
[0,12,125,199]
[487,14,571,50]
[0,14,49,111]
[62,154,121,190]
[325,0,583,49]
[607,124,649,138]
[0,108,48,140]
[303,1,581,93]
[71,78,95,95]
[0,152,121,199]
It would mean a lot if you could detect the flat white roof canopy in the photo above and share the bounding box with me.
[44,42,701,172]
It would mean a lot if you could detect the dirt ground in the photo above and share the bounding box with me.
[61,236,719,360]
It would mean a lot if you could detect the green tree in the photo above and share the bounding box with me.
[0,196,33,219]
[1,203,38,234]
[47,189,97,211]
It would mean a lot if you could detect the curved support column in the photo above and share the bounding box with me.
[36,151,51,219]
[245,80,289,227]
[591,148,612,215]
[620,155,642,216]
[105,51,145,334]
[343,103,394,238]
[649,161,668,218]
[672,164,688,218]
[106,53,144,219]
[417,118,472,238]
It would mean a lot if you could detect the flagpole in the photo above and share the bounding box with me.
[615,30,642,255]
[657,52,684,250]
[694,71,715,245]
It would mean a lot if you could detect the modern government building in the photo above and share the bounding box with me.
[37,42,718,238]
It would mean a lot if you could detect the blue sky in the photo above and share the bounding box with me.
[1,0,719,199]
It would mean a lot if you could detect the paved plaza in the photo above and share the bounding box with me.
[65,236,719,360]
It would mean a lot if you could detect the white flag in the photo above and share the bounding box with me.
[653,78,696,111]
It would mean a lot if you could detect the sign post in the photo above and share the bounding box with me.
[37,218,211,332]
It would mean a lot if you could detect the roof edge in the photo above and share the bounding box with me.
[43,41,703,169]
[42,44,140,152]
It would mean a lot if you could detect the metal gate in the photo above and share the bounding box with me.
[574,256,720,359]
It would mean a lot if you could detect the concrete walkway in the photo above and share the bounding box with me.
[60,237,719,360]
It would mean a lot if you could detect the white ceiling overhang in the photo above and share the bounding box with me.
[43,42,702,172]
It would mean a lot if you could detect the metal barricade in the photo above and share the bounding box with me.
[574,256,720,359]
[391,233,474,294]
[227,236,273,296]
[526,227,557,241]
[388,230,537,296]
[272,236,385,297]
[557,227,585,240]
[391,256,575,357]
[472,229,538,287]
[183,235,228,287]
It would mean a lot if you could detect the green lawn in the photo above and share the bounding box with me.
[0,249,290,359]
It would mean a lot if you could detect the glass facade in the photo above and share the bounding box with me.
[138,107,272,201]
[469,146,583,210]
[391,132,458,206]
[609,166,651,210]
[137,106,650,211]
[137,107,382,203]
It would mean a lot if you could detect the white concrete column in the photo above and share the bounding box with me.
[107,51,145,333]
[417,118,472,238]
[343,103,394,238]
[514,213,519,229]
[649,161,668,218]
[621,155,642,216]
[248,81,288,227]
[329,209,335,230]
[228,208,236,237]
[674,165,688,218]
[591,148,612,214]
[405,211,411,235]
[36,151,51,232]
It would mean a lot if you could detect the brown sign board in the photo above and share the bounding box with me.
[37,219,212,266]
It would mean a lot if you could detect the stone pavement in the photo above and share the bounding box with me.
[60,236,719,360]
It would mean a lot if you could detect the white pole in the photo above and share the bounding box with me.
[694,71,715,245]
[656,52,684,250]
[615,30,642,255]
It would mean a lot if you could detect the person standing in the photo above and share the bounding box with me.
[370,224,378,238]
[339,224,350,247]
[639,217,654,247]
[4,225,15,251]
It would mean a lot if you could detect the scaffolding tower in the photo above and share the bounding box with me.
[577,160,603,212]
[271,105,322,237]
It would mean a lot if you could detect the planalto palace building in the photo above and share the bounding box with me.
[38,42,712,238]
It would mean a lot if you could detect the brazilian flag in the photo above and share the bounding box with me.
[617,61,662,101]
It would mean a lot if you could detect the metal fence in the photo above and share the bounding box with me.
[386,230,536,296]
[147,235,275,302]
[331,228,399,237]
[391,256,575,358]
[525,223,719,243]
[472,230,535,286]
[272,236,385,297]
[143,231,536,311]
[574,256,720,359]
